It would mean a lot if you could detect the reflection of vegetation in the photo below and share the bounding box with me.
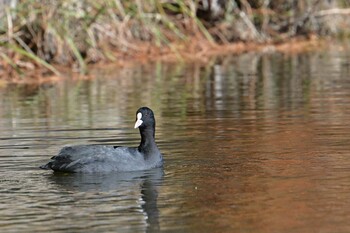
[1,49,348,129]
[1,0,350,77]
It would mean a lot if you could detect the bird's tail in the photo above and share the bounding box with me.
[39,162,51,170]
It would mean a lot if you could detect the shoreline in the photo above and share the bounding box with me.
[2,0,350,84]
[0,37,334,86]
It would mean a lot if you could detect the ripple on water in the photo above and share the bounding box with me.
[1,51,350,232]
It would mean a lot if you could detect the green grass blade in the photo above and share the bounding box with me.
[66,37,87,74]
[0,52,23,75]
[2,42,60,76]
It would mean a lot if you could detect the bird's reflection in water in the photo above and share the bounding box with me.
[47,168,163,232]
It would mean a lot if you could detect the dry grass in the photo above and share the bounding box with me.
[0,0,350,79]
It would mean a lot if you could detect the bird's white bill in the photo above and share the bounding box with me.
[134,112,143,128]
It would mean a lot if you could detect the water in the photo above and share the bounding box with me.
[1,48,350,233]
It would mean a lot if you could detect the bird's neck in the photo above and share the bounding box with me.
[138,127,158,154]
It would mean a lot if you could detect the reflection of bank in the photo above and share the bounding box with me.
[47,168,163,232]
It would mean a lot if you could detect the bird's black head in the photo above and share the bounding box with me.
[134,107,155,129]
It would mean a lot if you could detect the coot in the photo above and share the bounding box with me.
[40,107,163,173]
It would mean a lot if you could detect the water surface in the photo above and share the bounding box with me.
[1,49,350,232]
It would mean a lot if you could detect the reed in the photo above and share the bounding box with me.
[0,0,349,78]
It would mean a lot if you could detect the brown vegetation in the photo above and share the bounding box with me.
[0,0,350,80]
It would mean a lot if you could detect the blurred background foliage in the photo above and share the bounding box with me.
[1,0,350,77]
